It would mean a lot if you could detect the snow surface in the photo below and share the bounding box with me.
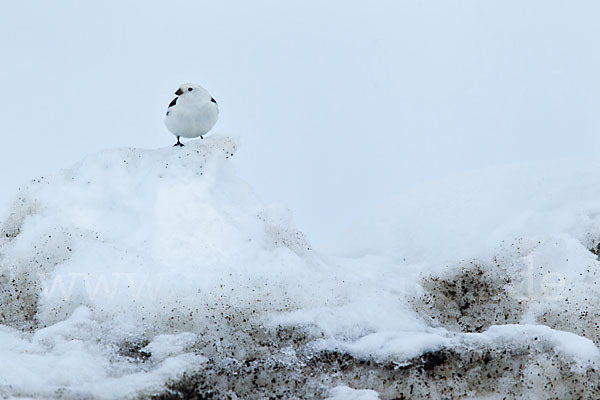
[326,386,380,400]
[333,159,600,267]
[2,137,600,398]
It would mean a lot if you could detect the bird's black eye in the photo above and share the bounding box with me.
[188,88,193,92]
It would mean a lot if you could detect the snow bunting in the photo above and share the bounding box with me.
[164,83,219,147]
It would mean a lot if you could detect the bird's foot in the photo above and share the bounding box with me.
[201,135,204,140]
[173,142,184,147]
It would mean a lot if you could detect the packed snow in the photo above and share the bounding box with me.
[326,386,380,400]
[2,137,600,398]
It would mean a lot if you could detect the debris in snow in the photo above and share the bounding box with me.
[2,139,600,398]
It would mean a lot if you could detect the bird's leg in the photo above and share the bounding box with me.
[173,136,184,147]
[200,135,204,140]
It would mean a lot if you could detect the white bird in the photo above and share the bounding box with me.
[164,83,219,147]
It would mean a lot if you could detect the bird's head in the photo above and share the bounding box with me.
[174,83,216,105]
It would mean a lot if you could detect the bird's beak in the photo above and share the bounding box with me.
[174,88,183,96]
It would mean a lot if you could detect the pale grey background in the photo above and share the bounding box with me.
[1,1,599,247]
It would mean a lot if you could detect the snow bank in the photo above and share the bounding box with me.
[0,136,338,398]
[0,307,206,399]
[2,139,600,398]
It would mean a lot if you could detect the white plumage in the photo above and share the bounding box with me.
[164,83,219,147]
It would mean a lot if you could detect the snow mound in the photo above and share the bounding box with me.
[2,142,600,399]
[0,136,328,332]
[0,136,334,398]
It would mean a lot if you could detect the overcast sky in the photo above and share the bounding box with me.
[1,1,599,247]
